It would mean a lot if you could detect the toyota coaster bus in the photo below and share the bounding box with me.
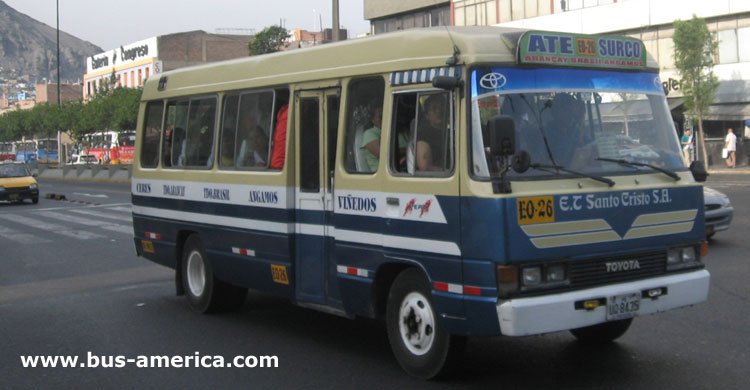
[132,27,710,379]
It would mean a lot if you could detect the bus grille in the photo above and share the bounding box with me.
[569,251,666,288]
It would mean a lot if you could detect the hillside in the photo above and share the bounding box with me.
[0,0,102,83]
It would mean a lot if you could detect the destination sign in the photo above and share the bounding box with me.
[517,31,647,70]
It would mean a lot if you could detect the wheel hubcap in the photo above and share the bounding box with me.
[398,291,435,356]
[186,250,206,297]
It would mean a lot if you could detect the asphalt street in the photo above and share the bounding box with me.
[1,175,748,389]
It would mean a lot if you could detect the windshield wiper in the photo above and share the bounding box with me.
[530,163,615,187]
[596,158,680,181]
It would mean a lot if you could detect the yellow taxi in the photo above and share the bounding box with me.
[0,162,39,204]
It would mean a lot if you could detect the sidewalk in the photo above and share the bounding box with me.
[707,164,750,175]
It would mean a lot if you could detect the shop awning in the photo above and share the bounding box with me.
[703,104,750,121]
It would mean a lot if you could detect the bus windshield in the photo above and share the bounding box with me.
[471,67,683,179]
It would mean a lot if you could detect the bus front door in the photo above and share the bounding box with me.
[294,89,340,306]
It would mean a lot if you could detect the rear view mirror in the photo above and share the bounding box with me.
[487,116,516,157]
[689,160,708,182]
[432,76,462,90]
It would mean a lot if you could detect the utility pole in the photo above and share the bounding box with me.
[56,0,62,165]
[332,0,340,41]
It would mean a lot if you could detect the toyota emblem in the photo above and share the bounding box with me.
[479,73,507,90]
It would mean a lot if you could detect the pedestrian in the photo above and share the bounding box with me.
[681,128,693,165]
[724,127,737,168]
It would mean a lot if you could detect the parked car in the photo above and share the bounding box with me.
[68,154,99,165]
[704,187,733,239]
[0,161,39,204]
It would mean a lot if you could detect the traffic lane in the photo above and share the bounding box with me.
[0,197,138,287]
[35,178,131,204]
[3,272,743,389]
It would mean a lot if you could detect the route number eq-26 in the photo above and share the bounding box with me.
[517,196,555,225]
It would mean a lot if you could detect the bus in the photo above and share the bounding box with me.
[79,130,136,164]
[132,27,710,379]
[36,138,59,164]
[14,140,37,163]
[0,142,15,161]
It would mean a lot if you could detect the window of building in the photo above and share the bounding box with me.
[739,27,750,63]
[718,29,738,64]
[140,101,164,168]
[345,77,385,173]
[138,69,143,86]
[656,38,674,70]
[391,91,453,176]
[454,0,499,26]
[145,67,150,81]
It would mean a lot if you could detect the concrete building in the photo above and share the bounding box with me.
[83,31,253,101]
[364,0,451,34]
[365,0,750,165]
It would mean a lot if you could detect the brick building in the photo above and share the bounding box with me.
[35,83,82,104]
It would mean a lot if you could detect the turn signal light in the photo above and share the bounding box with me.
[700,241,709,257]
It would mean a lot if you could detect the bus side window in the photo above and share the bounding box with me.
[344,77,385,173]
[391,91,452,175]
[219,95,240,169]
[184,97,217,168]
[163,100,189,168]
[140,101,164,168]
[235,91,274,169]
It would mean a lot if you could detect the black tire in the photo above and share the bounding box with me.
[570,318,633,344]
[181,234,247,313]
[32,197,38,204]
[386,268,465,379]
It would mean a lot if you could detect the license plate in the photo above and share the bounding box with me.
[9,193,19,200]
[516,196,555,225]
[606,292,641,321]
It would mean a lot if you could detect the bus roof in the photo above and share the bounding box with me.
[142,26,659,99]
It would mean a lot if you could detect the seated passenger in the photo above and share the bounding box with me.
[270,104,289,169]
[415,94,448,171]
[360,106,407,172]
[236,111,268,168]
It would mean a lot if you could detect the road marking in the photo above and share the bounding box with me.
[106,206,132,213]
[35,211,132,235]
[0,225,52,244]
[69,208,133,222]
[72,192,110,198]
[0,214,105,240]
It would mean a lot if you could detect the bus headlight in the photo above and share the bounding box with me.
[522,267,542,285]
[666,246,700,271]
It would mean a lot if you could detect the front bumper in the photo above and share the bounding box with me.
[0,188,38,201]
[497,269,710,336]
[705,206,733,235]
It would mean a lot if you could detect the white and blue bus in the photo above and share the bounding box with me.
[132,27,710,378]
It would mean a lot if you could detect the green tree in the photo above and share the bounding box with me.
[673,15,719,165]
[248,25,289,55]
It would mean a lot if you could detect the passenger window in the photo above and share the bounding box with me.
[219,91,276,170]
[391,91,452,175]
[344,77,385,173]
[140,101,164,168]
[162,100,189,168]
[163,98,217,168]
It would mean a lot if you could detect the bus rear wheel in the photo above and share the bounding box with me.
[570,318,633,344]
[386,268,465,379]
[181,234,247,313]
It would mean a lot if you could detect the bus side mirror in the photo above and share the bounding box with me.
[432,76,462,90]
[689,160,708,182]
[487,115,516,157]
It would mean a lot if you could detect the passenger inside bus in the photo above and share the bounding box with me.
[269,103,288,170]
[415,94,449,171]
[359,106,408,172]
[544,93,595,168]
[236,110,268,168]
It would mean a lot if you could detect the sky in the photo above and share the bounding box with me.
[3,0,370,51]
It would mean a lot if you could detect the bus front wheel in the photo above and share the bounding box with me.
[181,234,246,313]
[386,268,465,379]
[570,318,633,344]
